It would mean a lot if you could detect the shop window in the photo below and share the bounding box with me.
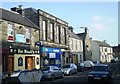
[18,57,23,66]
[36,57,39,65]
[44,59,49,65]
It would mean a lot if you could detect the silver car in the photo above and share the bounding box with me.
[41,66,64,81]
[61,63,77,75]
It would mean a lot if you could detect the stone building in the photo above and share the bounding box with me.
[23,7,69,67]
[1,8,40,73]
[112,44,120,60]
[69,26,83,63]
[76,28,92,61]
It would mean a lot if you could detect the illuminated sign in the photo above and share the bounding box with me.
[49,53,56,58]
[15,34,26,43]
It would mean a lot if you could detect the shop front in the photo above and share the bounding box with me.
[40,47,61,68]
[9,47,40,71]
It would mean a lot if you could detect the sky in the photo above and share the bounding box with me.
[1,2,118,46]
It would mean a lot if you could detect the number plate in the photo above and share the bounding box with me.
[94,77,101,79]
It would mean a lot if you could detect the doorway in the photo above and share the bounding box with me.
[8,57,14,72]
[49,58,55,66]
[25,56,35,70]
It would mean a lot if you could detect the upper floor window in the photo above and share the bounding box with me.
[25,28,30,44]
[50,23,54,42]
[7,23,14,42]
[75,40,77,50]
[71,39,73,50]
[56,25,60,43]
[43,20,47,41]
[105,48,107,52]
[61,27,65,44]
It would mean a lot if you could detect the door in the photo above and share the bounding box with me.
[49,58,55,66]
[8,57,13,72]
[25,57,35,70]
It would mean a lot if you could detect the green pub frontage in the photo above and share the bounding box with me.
[40,47,62,68]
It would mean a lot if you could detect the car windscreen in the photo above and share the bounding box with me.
[41,67,50,71]
[93,61,97,64]
[92,66,108,71]
[80,63,84,66]
[62,65,70,68]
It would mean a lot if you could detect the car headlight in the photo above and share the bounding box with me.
[64,70,67,72]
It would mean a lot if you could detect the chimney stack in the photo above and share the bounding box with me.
[85,27,87,34]
[69,26,73,32]
[11,5,24,16]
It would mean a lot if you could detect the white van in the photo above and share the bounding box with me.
[83,61,94,69]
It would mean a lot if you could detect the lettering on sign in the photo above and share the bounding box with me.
[49,53,56,58]
[53,49,59,52]
[18,49,24,53]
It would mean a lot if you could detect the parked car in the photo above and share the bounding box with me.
[41,66,64,81]
[75,63,85,72]
[61,63,77,75]
[83,61,95,69]
[111,59,116,63]
[88,64,112,83]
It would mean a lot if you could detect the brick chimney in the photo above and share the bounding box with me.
[11,5,24,16]
[69,26,73,32]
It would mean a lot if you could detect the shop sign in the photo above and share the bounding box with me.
[49,53,56,58]
[18,49,24,53]
[35,41,41,46]
[15,34,26,43]
[41,47,61,53]
[10,49,34,54]
[24,50,33,53]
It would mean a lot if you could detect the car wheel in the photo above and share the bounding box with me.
[75,70,78,74]
[88,79,92,84]
[82,68,84,71]
[69,71,72,76]
[51,75,55,81]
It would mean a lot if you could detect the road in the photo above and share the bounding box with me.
[40,62,120,84]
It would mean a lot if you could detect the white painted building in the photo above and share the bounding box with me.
[91,40,113,63]
[69,27,83,63]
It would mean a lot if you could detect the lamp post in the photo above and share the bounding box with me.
[80,27,88,61]
[35,41,41,69]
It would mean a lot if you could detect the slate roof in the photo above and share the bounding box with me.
[76,33,86,40]
[69,30,81,40]
[94,40,111,47]
[0,8,39,29]
[24,7,68,24]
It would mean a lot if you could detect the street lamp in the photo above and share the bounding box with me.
[80,27,87,29]
[80,27,88,61]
